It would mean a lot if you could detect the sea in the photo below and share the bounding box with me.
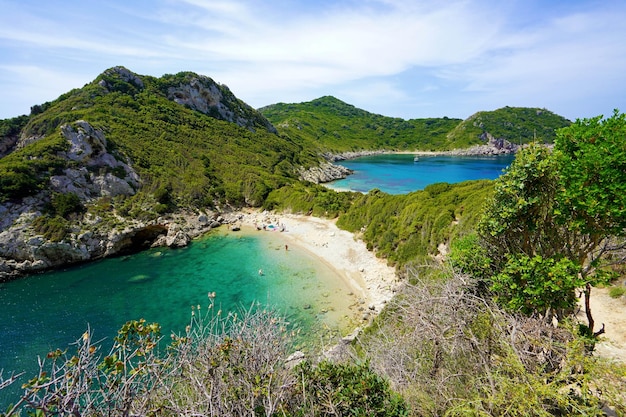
[326,153,514,194]
[0,153,514,404]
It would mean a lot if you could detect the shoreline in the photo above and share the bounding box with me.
[230,210,399,315]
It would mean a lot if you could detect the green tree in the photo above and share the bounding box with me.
[478,111,626,332]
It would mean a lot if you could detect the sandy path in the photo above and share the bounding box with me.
[233,210,399,314]
[578,287,626,362]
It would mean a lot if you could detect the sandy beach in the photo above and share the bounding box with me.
[232,210,400,315]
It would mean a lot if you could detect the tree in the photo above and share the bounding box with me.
[478,110,626,333]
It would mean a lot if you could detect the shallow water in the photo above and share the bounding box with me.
[0,228,359,403]
[327,153,514,194]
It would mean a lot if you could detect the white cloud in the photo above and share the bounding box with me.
[0,0,625,120]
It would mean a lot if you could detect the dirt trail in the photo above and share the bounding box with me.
[578,287,626,362]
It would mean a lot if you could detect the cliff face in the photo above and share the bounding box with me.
[0,120,140,279]
[165,74,278,134]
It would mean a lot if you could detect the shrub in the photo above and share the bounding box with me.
[287,360,408,417]
[609,286,626,299]
[49,192,84,218]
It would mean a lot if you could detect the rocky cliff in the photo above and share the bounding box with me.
[0,119,237,281]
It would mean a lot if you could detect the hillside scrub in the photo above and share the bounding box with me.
[0,300,408,416]
[336,180,493,268]
[0,67,316,209]
[460,112,626,334]
[356,270,626,416]
[261,98,571,153]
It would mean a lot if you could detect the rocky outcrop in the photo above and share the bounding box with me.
[298,162,352,184]
[0,120,222,281]
[0,209,227,281]
[166,76,278,134]
[449,132,518,155]
[98,66,145,91]
[51,121,141,200]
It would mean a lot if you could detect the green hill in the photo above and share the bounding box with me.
[260,96,461,152]
[445,106,572,148]
[260,97,571,152]
[0,67,317,208]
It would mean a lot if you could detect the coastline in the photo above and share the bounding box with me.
[230,210,399,315]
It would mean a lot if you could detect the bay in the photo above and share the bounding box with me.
[0,228,358,404]
[0,153,515,404]
[326,153,514,194]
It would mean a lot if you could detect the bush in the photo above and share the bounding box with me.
[288,360,408,417]
[32,215,70,242]
[609,286,626,299]
[49,192,84,218]
[0,300,409,417]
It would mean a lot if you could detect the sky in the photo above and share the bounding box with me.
[1,0,625,121]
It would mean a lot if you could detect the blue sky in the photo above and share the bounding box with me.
[1,0,625,121]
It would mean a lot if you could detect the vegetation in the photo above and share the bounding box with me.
[445,106,571,148]
[261,98,571,153]
[261,96,461,152]
[336,181,493,268]
[0,301,407,416]
[462,112,626,335]
[0,67,316,209]
[1,65,624,415]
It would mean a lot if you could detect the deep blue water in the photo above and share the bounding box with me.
[326,153,514,194]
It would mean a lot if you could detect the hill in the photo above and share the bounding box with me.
[260,96,461,152]
[0,68,572,279]
[445,106,572,148]
[0,67,322,279]
[260,97,571,152]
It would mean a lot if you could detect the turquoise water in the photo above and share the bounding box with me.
[0,154,515,403]
[327,154,514,194]
[0,229,359,403]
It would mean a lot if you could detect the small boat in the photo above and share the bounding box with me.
[413,155,419,162]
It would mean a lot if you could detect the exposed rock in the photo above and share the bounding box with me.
[298,162,352,184]
[285,351,306,369]
[166,76,277,134]
[99,66,145,91]
[0,135,19,157]
[50,121,141,200]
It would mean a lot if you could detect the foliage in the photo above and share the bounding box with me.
[0,299,409,417]
[0,67,316,210]
[288,360,408,417]
[264,182,358,217]
[48,192,84,218]
[0,134,68,202]
[478,144,562,264]
[445,106,571,148]
[357,271,626,417]
[555,109,626,238]
[261,96,461,152]
[336,180,493,267]
[490,255,582,315]
[448,233,492,281]
[0,115,29,139]
[31,215,71,242]
[477,137,625,325]
[262,99,570,153]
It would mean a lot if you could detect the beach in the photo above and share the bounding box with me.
[233,210,399,315]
